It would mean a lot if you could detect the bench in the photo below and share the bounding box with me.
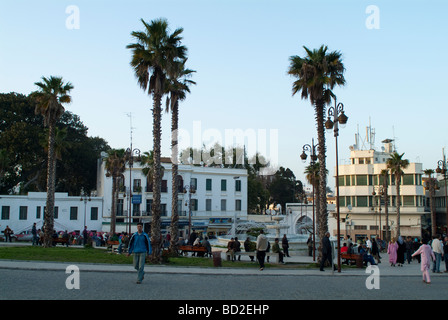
[225,251,280,263]
[178,245,209,257]
[52,238,69,246]
[341,253,364,268]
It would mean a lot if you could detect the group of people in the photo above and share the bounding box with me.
[253,232,290,270]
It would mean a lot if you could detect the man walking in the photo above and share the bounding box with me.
[256,230,268,271]
[127,222,151,284]
[431,234,443,273]
[320,232,335,271]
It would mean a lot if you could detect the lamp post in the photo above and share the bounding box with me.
[80,189,91,231]
[301,139,318,261]
[325,97,348,273]
[183,184,196,238]
[436,158,448,235]
[372,185,383,238]
[126,147,141,235]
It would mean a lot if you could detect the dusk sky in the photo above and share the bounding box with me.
[1,0,447,186]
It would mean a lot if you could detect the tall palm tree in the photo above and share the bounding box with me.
[33,76,73,247]
[288,45,345,244]
[380,169,390,242]
[424,169,438,236]
[127,18,187,260]
[104,149,126,235]
[165,60,196,255]
[386,152,409,237]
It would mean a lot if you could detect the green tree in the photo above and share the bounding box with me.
[288,45,345,244]
[127,18,187,260]
[32,76,73,247]
[165,60,196,254]
[386,152,409,237]
[267,167,303,212]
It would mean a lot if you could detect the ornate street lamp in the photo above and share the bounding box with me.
[126,147,141,235]
[183,184,196,238]
[301,138,318,261]
[325,97,348,273]
[436,159,448,235]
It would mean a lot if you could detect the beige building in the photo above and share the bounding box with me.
[328,139,425,242]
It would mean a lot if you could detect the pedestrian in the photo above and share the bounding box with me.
[307,234,313,257]
[82,226,89,246]
[272,238,285,264]
[387,238,398,267]
[371,237,381,263]
[227,238,235,261]
[127,222,151,284]
[234,237,241,261]
[397,236,406,267]
[31,223,38,246]
[443,236,448,273]
[405,236,414,264]
[320,232,335,271]
[256,230,268,271]
[202,237,212,257]
[3,226,12,242]
[244,237,255,262]
[413,238,422,263]
[282,234,290,257]
[412,238,435,284]
[431,234,443,273]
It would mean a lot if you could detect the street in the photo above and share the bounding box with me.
[1,267,446,300]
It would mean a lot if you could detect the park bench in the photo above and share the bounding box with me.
[178,245,209,257]
[341,253,364,268]
[225,251,280,263]
[52,238,69,246]
[107,240,120,252]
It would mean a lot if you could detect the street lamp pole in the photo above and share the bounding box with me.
[301,139,318,262]
[325,97,348,273]
[126,147,141,235]
[183,184,196,239]
[436,157,448,235]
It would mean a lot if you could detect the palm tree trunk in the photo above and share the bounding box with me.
[395,173,401,237]
[315,100,327,258]
[151,89,163,262]
[169,101,179,255]
[384,182,390,243]
[43,122,56,248]
[110,177,117,235]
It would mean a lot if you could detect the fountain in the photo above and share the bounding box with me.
[266,216,289,239]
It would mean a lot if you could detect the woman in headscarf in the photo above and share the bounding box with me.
[397,236,406,266]
[387,237,398,267]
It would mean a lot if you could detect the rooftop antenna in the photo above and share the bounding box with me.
[126,112,136,150]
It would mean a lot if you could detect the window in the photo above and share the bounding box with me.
[221,179,227,191]
[36,206,41,219]
[345,175,351,186]
[190,178,197,191]
[146,199,153,214]
[19,206,28,220]
[161,180,168,192]
[206,179,212,191]
[356,175,368,186]
[1,206,10,220]
[191,199,198,211]
[206,199,212,211]
[356,196,368,207]
[235,199,242,211]
[91,207,98,220]
[235,180,241,192]
[221,199,227,211]
[70,207,78,220]
[133,179,142,192]
[161,204,167,216]
[402,174,414,185]
[338,176,345,187]
[403,196,415,206]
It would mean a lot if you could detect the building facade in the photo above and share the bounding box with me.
[328,139,426,242]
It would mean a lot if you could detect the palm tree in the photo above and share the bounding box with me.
[165,60,196,255]
[424,169,438,236]
[127,18,187,260]
[104,149,126,235]
[380,169,390,242]
[32,76,73,247]
[288,45,345,244]
[386,152,409,237]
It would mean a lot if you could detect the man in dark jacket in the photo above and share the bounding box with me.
[320,232,335,271]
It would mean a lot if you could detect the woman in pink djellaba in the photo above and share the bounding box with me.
[387,238,398,266]
[412,238,435,284]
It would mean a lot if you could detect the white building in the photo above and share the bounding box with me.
[0,192,104,235]
[0,156,248,237]
[97,156,248,237]
[328,138,426,242]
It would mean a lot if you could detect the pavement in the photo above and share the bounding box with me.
[1,242,447,278]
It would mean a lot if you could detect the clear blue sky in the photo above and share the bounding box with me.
[1,0,447,187]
